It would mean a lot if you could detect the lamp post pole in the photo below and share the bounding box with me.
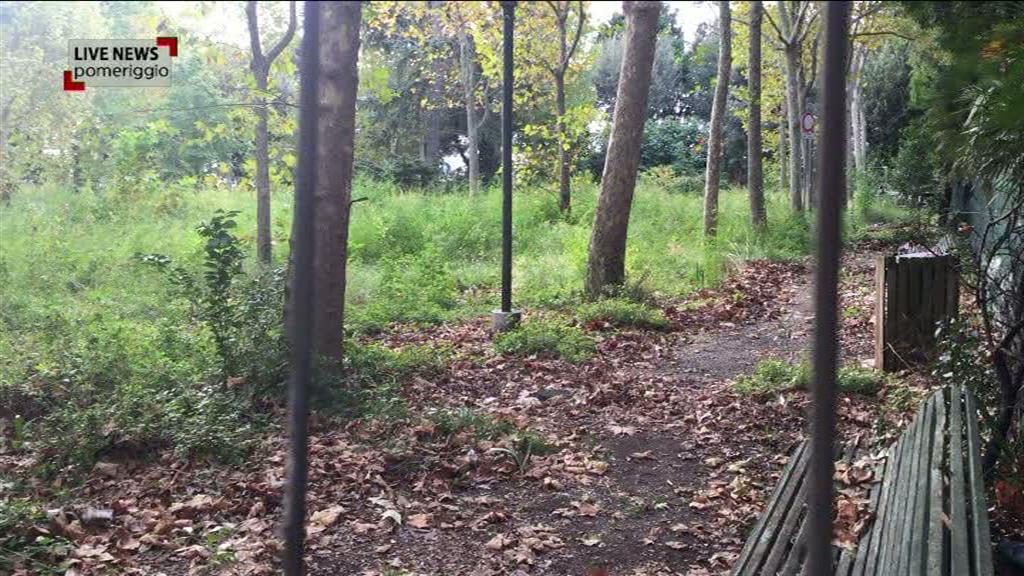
[807,2,850,575]
[493,1,521,332]
[282,2,321,574]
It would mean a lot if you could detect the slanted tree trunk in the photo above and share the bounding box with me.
[702,0,732,237]
[747,0,766,229]
[246,1,296,264]
[311,1,361,361]
[585,0,660,296]
[421,2,444,169]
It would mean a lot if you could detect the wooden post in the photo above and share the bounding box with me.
[875,253,959,371]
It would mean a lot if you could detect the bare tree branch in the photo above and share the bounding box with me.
[265,1,297,66]
[851,30,916,42]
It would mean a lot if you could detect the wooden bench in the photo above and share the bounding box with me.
[733,386,994,575]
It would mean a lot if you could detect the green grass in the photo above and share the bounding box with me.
[493,317,596,363]
[734,358,884,396]
[0,176,904,469]
[426,407,518,440]
[577,298,669,330]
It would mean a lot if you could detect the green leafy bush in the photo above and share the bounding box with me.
[577,298,668,330]
[138,210,249,377]
[4,314,251,471]
[493,317,595,363]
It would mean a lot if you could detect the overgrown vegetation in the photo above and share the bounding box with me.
[493,317,596,364]
[577,298,668,330]
[734,358,884,396]
[0,179,914,472]
[0,497,72,574]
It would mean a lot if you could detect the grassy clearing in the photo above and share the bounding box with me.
[733,358,885,396]
[493,316,596,363]
[0,178,908,469]
[576,298,669,329]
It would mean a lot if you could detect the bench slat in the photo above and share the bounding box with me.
[731,387,993,575]
[949,384,970,575]
[760,473,810,574]
[965,391,994,576]
[733,441,810,575]
[894,395,928,575]
[779,512,807,575]
[879,399,929,575]
[847,445,890,576]
[908,394,937,574]
[926,387,948,575]
[854,431,904,576]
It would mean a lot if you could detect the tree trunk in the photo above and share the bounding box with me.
[246,1,296,264]
[422,4,444,168]
[784,46,803,211]
[779,106,788,193]
[311,1,361,361]
[702,0,732,237]
[254,75,272,263]
[778,1,804,212]
[850,47,867,172]
[747,0,766,229]
[459,31,481,195]
[585,1,660,297]
[557,73,571,212]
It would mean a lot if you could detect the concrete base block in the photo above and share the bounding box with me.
[490,309,522,332]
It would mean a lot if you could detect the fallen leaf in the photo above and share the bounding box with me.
[407,513,432,529]
[486,533,512,550]
[309,505,345,534]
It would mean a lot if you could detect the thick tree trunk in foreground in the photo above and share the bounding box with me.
[702,0,732,237]
[748,0,766,229]
[585,1,660,296]
[311,1,361,361]
[246,1,296,264]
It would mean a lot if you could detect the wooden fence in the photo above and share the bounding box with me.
[875,253,959,371]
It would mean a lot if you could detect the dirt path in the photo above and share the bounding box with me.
[8,255,900,576]
[304,261,832,576]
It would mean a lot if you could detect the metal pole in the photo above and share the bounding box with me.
[808,2,849,575]
[500,1,514,314]
[282,2,320,574]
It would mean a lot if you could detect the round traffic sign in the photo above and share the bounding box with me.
[801,112,816,134]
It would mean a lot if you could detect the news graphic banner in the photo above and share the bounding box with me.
[65,37,178,91]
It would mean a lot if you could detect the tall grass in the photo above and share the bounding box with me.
[0,176,906,467]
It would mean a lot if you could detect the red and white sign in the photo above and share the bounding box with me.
[64,37,178,91]
[801,112,816,135]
